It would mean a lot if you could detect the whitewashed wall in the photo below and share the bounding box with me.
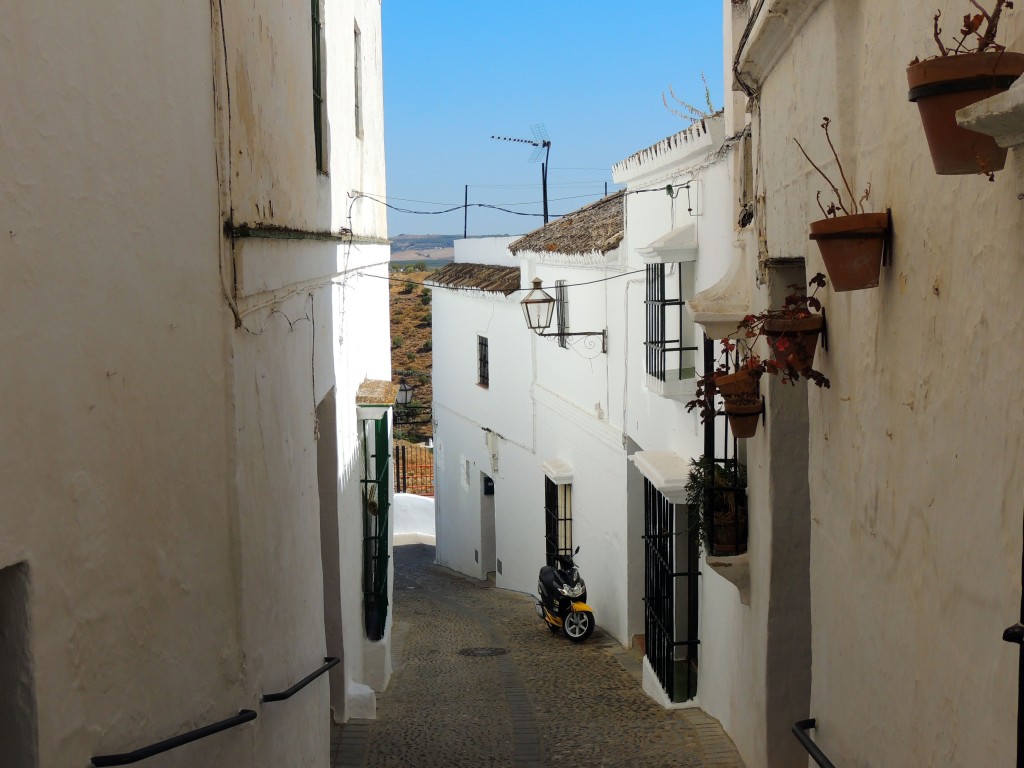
[732,1,1024,765]
[430,248,535,586]
[0,0,390,764]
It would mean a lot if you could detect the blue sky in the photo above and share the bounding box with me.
[380,2,725,237]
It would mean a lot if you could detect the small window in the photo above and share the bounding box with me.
[555,280,569,349]
[544,477,573,567]
[311,0,327,173]
[353,23,363,139]
[477,336,489,388]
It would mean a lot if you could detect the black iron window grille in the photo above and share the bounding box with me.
[544,477,572,567]
[645,263,697,382]
[701,337,749,556]
[477,335,489,388]
[555,280,569,349]
[644,477,699,703]
[353,23,363,139]
[362,416,391,641]
[311,0,326,172]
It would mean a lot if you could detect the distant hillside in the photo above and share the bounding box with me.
[390,234,458,254]
[390,233,514,256]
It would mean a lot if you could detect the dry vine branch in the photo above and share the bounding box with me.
[795,116,870,217]
[931,0,1014,56]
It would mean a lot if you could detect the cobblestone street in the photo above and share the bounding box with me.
[332,544,745,768]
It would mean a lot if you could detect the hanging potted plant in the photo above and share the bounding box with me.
[795,117,892,292]
[687,340,765,439]
[908,0,1024,176]
[738,273,833,389]
[686,277,831,438]
[684,456,748,557]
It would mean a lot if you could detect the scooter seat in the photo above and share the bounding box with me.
[538,565,561,592]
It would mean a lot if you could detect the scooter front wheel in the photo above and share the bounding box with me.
[562,610,595,643]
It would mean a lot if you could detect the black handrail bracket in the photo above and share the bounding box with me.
[262,656,340,703]
[792,718,838,768]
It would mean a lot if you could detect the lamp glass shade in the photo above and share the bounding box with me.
[520,278,555,331]
[396,380,414,405]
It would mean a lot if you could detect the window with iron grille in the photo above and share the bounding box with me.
[353,23,363,139]
[361,415,391,641]
[645,263,697,382]
[555,280,568,349]
[311,0,326,173]
[544,477,572,567]
[643,477,699,702]
[477,335,489,388]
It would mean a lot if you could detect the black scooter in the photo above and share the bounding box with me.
[535,546,596,642]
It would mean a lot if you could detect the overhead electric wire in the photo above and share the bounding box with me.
[366,268,646,293]
[351,183,686,220]
[360,192,608,208]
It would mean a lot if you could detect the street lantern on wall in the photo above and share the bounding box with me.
[519,278,607,353]
[396,379,414,406]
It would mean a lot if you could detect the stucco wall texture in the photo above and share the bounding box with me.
[741,1,1024,765]
[1,1,390,765]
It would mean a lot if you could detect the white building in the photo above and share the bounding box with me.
[1,1,393,765]
[431,117,744,670]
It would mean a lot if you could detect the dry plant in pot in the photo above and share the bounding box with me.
[795,117,892,292]
[908,0,1024,176]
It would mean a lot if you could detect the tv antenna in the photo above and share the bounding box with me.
[491,123,551,224]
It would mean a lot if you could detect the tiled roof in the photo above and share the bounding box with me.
[426,263,521,295]
[509,190,624,256]
[356,379,399,406]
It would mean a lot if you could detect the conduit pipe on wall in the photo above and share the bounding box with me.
[620,276,646,436]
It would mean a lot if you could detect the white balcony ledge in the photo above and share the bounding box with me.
[957,77,1024,197]
[957,76,1024,148]
[687,238,753,340]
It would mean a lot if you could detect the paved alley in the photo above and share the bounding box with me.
[332,544,745,768]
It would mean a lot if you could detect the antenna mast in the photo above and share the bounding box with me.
[491,123,551,224]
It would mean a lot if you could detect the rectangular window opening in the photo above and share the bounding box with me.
[354,23,363,140]
[477,336,489,388]
[555,280,569,349]
[544,478,573,567]
[311,0,327,173]
[361,416,392,641]
[645,263,697,383]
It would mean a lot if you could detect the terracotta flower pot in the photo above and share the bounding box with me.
[763,315,824,373]
[715,368,760,399]
[908,51,1024,174]
[711,510,749,556]
[723,399,763,439]
[809,212,890,292]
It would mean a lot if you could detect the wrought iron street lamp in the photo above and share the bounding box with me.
[396,379,414,406]
[519,278,607,352]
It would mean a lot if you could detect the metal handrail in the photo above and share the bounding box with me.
[261,657,340,703]
[91,709,256,766]
[793,719,837,768]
